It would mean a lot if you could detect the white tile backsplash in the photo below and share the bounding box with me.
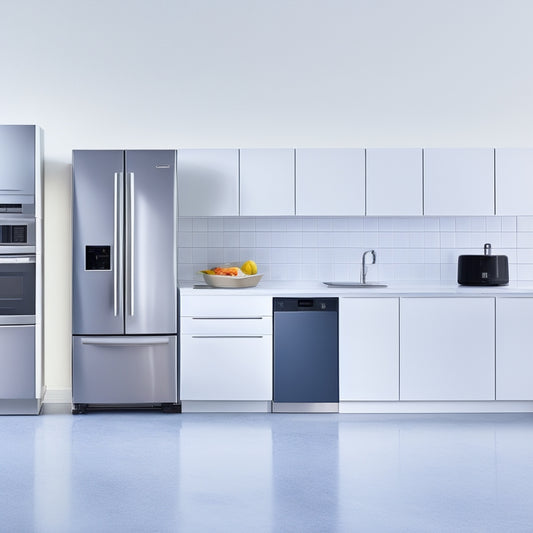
[502,217,517,232]
[178,215,533,282]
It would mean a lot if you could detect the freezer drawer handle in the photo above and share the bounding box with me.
[191,317,264,320]
[191,335,264,339]
[81,337,170,346]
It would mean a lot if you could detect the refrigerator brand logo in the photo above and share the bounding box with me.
[482,272,488,278]
[155,165,170,169]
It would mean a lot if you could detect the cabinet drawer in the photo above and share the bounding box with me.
[0,325,35,399]
[180,335,272,401]
[180,295,272,317]
[181,316,272,335]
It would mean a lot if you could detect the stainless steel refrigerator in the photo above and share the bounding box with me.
[72,150,178,413]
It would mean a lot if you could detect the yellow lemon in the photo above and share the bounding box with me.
[241,260,258,275]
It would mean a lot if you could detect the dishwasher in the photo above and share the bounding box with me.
[273,298,339,413]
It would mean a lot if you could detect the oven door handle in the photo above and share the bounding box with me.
[0,256,35,264]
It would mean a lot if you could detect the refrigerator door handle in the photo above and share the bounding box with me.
[128,171,135,316]
[113,172,119,316]
[81,337,170,346]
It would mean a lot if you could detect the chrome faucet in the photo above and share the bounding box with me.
[360,250,376,284]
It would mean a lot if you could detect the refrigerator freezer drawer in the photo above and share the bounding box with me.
[0,324,35,399]
[72,335,177,404]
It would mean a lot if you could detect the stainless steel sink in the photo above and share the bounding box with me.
[322,281,388,288]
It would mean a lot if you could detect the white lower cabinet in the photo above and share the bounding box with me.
[400,298,495,401]
[339,298,399,400]
[496,298,533,400]
[180,295,273,403]
[180,335,272,401]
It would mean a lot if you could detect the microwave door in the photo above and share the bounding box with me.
[124,150,177,335]
[72,150,125,335]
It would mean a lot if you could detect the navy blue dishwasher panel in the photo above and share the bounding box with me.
[273,309,338,403]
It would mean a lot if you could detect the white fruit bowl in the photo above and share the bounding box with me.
[202,273,263,288]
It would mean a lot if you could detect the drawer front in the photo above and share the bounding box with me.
[180,335,272,401]
[0,325,35,399]
[72,335,177,404]
[181,316,272,335]
[180,295,272,318]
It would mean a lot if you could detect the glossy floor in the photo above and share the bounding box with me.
[1,407,533,533]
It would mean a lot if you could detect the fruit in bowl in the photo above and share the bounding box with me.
[241,260,258,275]
[199,261,262,288]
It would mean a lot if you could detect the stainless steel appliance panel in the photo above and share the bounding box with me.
[72,335,177,404]
[0,125,35,200]
[125,150,177,335]
[72,150,124,335]
[0,325,35,399]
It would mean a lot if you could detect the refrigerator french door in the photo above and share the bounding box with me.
[72,150,178,412]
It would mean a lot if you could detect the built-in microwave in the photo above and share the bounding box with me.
[0,255,35,325]
[0,216,35,255]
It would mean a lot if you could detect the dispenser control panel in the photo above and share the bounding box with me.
[85,245,111,271]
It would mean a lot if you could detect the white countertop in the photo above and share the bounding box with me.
[179,280,533,297]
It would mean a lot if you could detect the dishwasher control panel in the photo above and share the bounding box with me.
[273,298,338,312]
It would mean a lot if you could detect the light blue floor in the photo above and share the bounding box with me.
[1,407,533,533]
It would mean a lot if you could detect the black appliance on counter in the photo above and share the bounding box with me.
[458,243,509,286]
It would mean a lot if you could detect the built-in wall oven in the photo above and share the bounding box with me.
[0,124,43,415]
[0,216,37,407]
[0,254,36,324]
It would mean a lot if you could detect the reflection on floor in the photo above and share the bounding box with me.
[1,405,533,532]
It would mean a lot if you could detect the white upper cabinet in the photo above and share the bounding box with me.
[295,148,365,216]
[178,149,239,216]
[495,148,533,215]
[423,148,495,216]
[366,148,423,216]
[240,149,295,216]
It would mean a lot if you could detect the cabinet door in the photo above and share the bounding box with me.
[296,148,365,216]
[496,298,533,400]
[0,325,35,399]
[366,148,423,216]
[180,335,272,401]
[240,149,295,216]
[0,125,36,198]
[400,298,495,400]
[339,298,399,401]
[424,148,494,215]
[177,149,239,216]
[495,148,533,215]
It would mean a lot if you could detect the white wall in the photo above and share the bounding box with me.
[1,0,533,392]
